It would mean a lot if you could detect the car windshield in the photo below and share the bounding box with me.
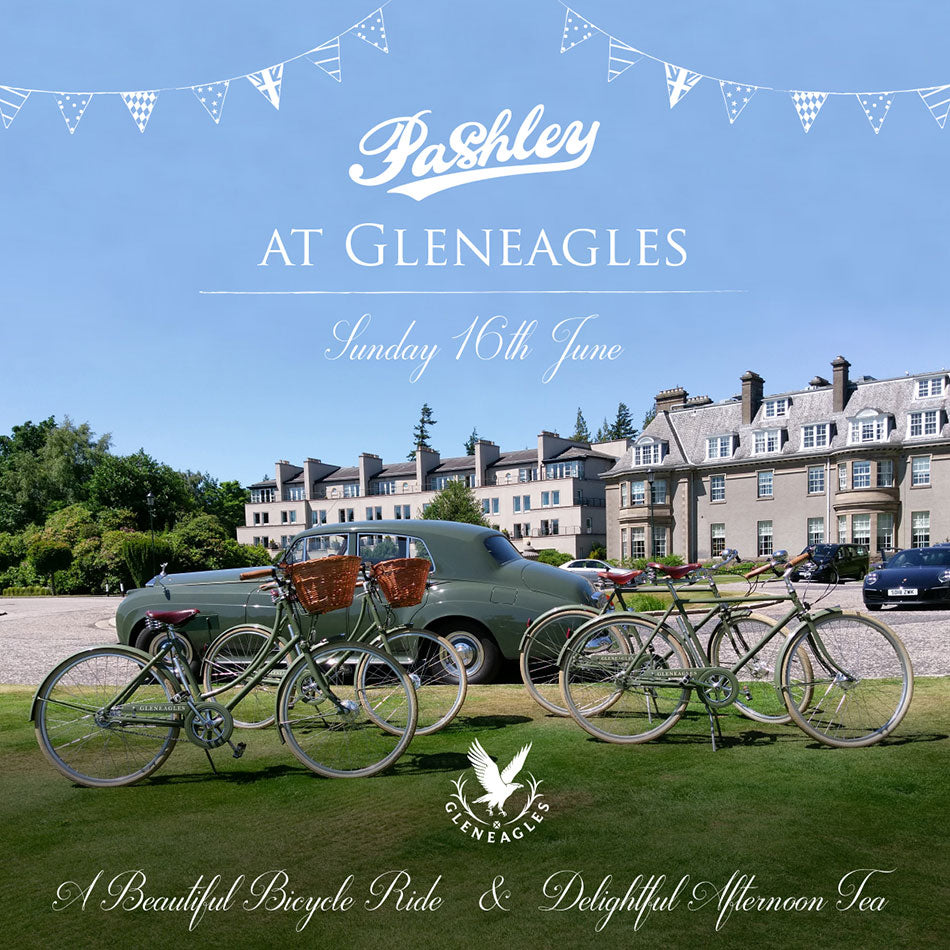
[886,548,950,568]
[484,535,522,565]
[812,544,837,558]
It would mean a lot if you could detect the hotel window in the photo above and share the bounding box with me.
[807,517,825,546]
[631,480,645,505]
[764,397,788,418]
[911,511,930,547]
[852,460,871,489]
[877,459,894,487]
[371,480,397,495]
[280,511,289,523]
[757,471,773,498]
[394,504,411,519]
[631,526,645,559]
[523,495,531,511]
[633,441,665,465]
[518,467,538,482]
[837,515,847,543]
[710,523,726,557]
[848,413,889,444]
[753,429,781,454]
[652,529,667,558]
[706,435,734,459]
[253,512,261,525]
[877,513,894,551]
[801,423,830,449]
[650,480,668,504]
[852,514,871,547]
[283,485,305,501]
[620,528,628,560]
[838,463,848,491]
[343,483,360,498]
[807,465,824,494]
[908,409,939,438]
[541,491,560,507]
[251,487,276,504]
[620,482,628,507]
[916,376,945,398]
[757,521,773,557]
[365,506,382,520]
[710,474,725,502]
[312,510,328,526]
[911,456,931,486]
[513,496,521,513]
[545,461,583,479]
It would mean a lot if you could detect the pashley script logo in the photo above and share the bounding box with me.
[348,104,600,201]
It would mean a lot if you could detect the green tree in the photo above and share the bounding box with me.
[407,403,438,459]
[642,403,657,429]
[610,402,637,439]
[28,539,73,593]
[593,418,611,442]
[183,473,249,535]
[420,479,487,525]
[570,408,591,442]
[463,427,480,455]
[121,532,177,588]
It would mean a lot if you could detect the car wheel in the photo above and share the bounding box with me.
[865,602,881,612]
[436,622,501,684]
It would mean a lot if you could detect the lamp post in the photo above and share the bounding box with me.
[146,492,156,577]
[646,467,655,559]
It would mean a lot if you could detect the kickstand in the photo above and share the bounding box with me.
[700,698,723,751]
[204,749,219,775]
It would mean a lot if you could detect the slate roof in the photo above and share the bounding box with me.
[375,462,416,479]
[489,450,538,467]
[322,466,360,482]
[432,455,476,473]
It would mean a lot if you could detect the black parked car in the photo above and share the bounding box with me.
[791,543,869,583]
[863,545,950,610]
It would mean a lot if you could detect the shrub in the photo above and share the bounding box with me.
[2,586,52,596]
[536,548,573,567]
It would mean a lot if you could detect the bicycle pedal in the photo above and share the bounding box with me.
[231,742,247,759]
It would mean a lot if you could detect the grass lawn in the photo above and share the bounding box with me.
[3,678,948,949]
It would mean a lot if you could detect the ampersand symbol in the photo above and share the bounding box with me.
[479,875,511,912]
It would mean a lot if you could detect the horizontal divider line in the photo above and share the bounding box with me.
[198,289,746,295]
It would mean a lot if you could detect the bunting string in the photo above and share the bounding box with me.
[0,3,391,133]
[560,3,950,133]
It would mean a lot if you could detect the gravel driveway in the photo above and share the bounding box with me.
[0,584,947,686]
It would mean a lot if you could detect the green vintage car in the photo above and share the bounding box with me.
[115,519,595,682]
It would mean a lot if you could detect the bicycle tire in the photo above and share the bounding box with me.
[780,612,914,748]
[560,614,689,744]
[34,646,180,788]
[361,628,467,735]
[707,613,814,724]
[201,624,290,728]
[277,641,417,778]
[520,605,599,716]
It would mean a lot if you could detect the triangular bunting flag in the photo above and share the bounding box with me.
[350,8,388,53]
[121,91,157,133]
[308,37,342,82]
[919,85,950,129]
[790,90,827,132]
[561,8,598,53]
[0,86,29,129]
[607,38,641,82]
[856,92,893,134]
[56,93,92,134]
[665,63,702,108]
[719,81,757,124]
[247,64,283,110]
[192,81,229,124]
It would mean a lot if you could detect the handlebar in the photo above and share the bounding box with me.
[743,550,811,580]
[240,567,277,580]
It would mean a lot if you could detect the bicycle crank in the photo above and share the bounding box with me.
[184,701,234,749]
[694,667,740,708]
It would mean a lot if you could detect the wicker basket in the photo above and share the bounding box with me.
[286,555,361,615]
[372,558,431,608]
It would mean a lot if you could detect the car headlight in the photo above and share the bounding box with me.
[938,570,950,584]
[865,572,878,585]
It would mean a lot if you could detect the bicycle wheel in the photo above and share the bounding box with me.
[520,606,598,716]
[363,629,467,735]
[202,624,290,728]
[708,613,814,724]
[277,642,417,778]
[34,646,180,788]
[780,612,914,748]
[560,615,690,744]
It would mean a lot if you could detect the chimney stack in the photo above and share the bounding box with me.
[740,371,764,425]
[654,386,688,414]
[832,356,851,412]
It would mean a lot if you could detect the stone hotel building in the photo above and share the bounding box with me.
[237,432,630,557]
[606,357,949,562]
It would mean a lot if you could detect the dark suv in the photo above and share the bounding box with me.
[791,543,870,583]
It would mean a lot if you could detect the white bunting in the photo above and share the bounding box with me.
[248,64,283,110]
[350,8,388,53]
[665,63,702,108]
[790,90,827,133]
[719,81,756,124]
[561,8,598,53]
[192,81,229,124]
[308,37,342,82]
[56,93,92,134]
[856,93,893,134]
[0,86,29,128]
[121,91,157,133]
[607,38,641,82]
[918,85,950,128]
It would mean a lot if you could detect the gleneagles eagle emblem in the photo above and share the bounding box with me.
[445,740,550,844]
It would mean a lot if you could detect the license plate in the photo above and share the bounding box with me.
[887,587,918,597]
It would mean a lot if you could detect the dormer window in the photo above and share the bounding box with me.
[753,429,781,454]
[763,397,788,418]
[908,409,940,438]
[848,409,890,444]
[633,438,666,466]
[801,423,830,449]
[706,435,734,460]
[916,376,945,398]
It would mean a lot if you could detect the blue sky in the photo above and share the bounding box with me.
[1,0,948,484]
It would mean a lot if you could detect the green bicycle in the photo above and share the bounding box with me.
[31,558,419,786]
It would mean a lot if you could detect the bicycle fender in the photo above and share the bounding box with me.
[29,644,155,721]
[771,607,843,690]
